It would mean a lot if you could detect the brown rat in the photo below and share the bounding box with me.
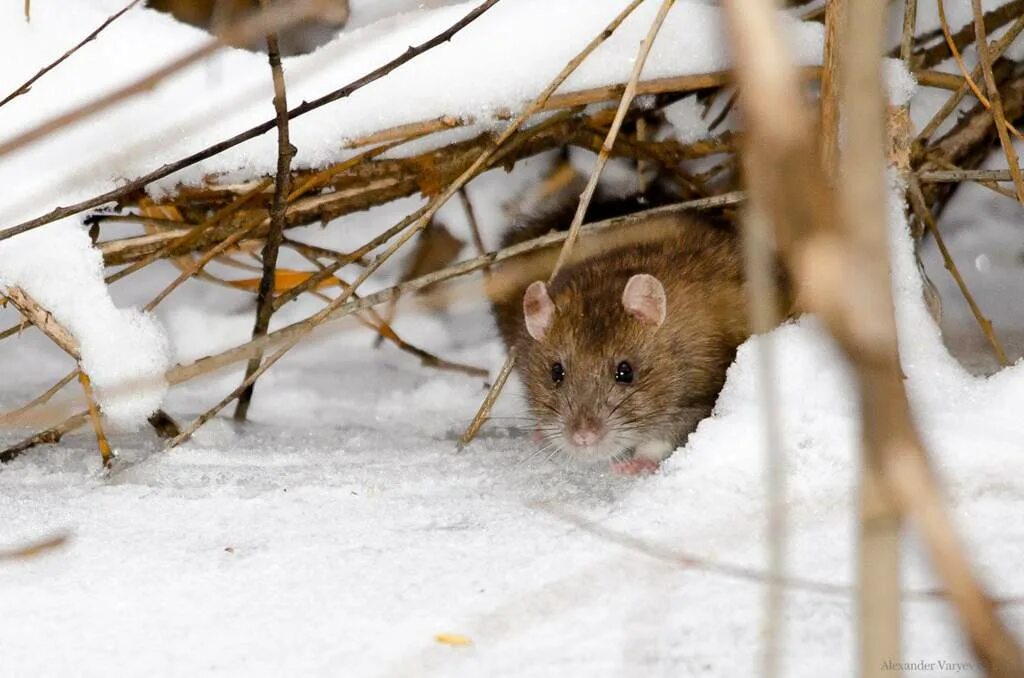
[489,205,776,473]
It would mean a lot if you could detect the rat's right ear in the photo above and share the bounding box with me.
[523,281,555,341]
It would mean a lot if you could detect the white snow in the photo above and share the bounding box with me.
[0,221,169,426]
[2,1,1024,677]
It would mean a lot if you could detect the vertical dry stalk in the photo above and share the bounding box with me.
[907,178,1009,365]
[841,3,904,671]
[970,0,1024,204]
[234,4,296,422]
[551,0,677,278]
[820,0,846,180]
[741,207,787,678]
[78,372,113,467]
[721,0,1024,676]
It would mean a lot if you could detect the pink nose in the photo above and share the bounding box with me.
[571,427,603,447]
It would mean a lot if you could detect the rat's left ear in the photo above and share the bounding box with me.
[622,274,666,328]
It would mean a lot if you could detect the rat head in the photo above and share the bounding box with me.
[518,272,675,461]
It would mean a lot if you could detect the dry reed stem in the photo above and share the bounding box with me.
[552,0,677,278]
[970,0,1024,204]
[459,188,488,259]
[290,246,487,378]
[916,10,1024,145]
[3,288,115,464]
[820,0,845,181]
[0,0,503,244]
[3,288,80,358]
[740,206,786,678]
[235,10,296,422]
[0,411,90,463]
[910,0,1024,70]
[0,0,142,109]
[722,0,1024,673]
[77,372,113,467]
[907,177,1010,366]
[0,370,79,427]
[935,0,1024,146]
[105,179,273,285]
[838,5,905,672]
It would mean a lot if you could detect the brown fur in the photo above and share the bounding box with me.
[488,211,763,462]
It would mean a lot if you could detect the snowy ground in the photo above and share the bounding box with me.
[2,1,1024,677]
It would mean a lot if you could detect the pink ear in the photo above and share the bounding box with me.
[523,281,556,341]
[622,274,666,328]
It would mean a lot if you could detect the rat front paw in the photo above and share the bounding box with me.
[611,457,661,475]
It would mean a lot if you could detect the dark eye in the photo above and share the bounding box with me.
[615,361,634,384]
[551,362,565,385]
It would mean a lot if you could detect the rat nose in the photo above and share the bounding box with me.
[570,420,605,447]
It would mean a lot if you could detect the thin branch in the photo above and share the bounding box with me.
[916,10,1024,145]
[0,0,504,244]
[935,0,1024,146]
[0,0,142,109]
[78,372,113,467]
[970,0,1024,204]
[234,8,296,423]
[908,177,1009,366]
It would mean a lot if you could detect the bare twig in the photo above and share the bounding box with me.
[78,372,113,467]
[234,8,296,422]
[0,0,504,244]
[916,10,1024,145]
[0,0,142,109]
[908,177,1009,366]
[970,0,1024,204]
[551,0,677,278]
